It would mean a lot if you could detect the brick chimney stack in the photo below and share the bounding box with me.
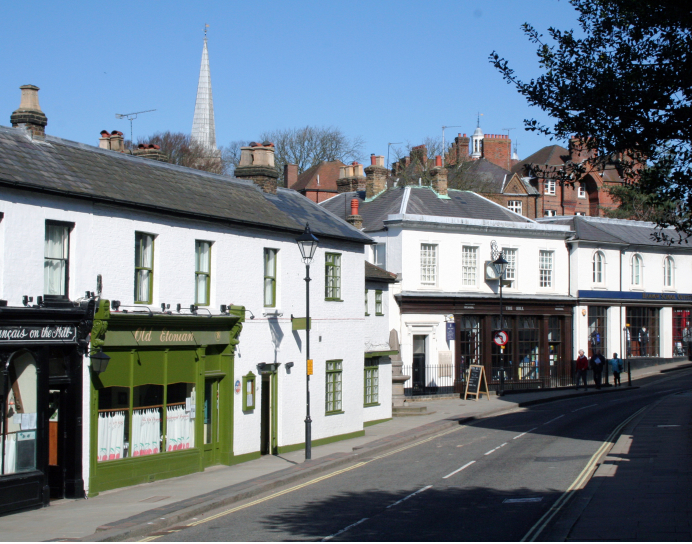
[482,134,512,170]
[284,164,298,188]
[98,130,126,153]
[235,141,280,194]
[346,198,363,229]
[365,154,387,199]
[336,161,366,194]
[454,133,470,163]
[10,85,48,139]
[133,143,168,162]
[430,155,448,196]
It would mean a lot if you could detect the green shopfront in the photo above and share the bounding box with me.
[88,300,244,495]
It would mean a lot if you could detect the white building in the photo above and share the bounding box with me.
[0,86,377,503]
[539,216,692,360]
[323,156,575,394]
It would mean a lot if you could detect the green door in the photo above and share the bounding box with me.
[203,378,221,467]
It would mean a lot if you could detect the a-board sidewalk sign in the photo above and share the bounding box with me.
[464,364,490,401]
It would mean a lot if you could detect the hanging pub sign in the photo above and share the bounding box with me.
[0,325,77,343]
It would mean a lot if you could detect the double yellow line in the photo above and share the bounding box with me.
[521,405,647,542]
[139,426,461,541]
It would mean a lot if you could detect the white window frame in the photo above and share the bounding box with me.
[539,250,553,288]
[507,200,522,215]
[578,183,586,198]
[593,251,605,285]
[664,256,675,288]
[631,254,643,287]
[44,222,70,297]
[575,212,586,216]
[545,180,556,195]
[544,209,556,217]
[372,243,386,269]
[461,246,478,287]
[420,243,438,286]
[502,248,517,283]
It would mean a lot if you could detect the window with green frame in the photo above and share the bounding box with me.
[195,240,211,306]
[375,290,383,316]
[325,253,342,300]
[264,248,278,307]
[135,232,155,304]
[364,358,379,406]
[364,289,369,316]
[326,360,343,413]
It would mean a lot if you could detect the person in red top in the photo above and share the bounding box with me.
[576,349,589,390]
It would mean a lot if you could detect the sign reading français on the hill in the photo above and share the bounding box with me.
[464,364,490,401]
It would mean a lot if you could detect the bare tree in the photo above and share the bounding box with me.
[135,131,235,175]
[257,126,365,178]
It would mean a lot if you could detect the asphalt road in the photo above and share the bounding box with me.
[142,368,692,542]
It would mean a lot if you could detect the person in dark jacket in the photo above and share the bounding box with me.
[576,349,589,390]
[590,350,607,389]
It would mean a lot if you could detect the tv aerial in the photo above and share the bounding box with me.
[115,109,156,150]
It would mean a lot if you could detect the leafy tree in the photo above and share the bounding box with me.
[490,0,692,240]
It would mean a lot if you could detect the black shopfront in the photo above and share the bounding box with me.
[399,294,575,393]
[0,299,93,516]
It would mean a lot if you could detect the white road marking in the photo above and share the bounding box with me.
[657,389,680,395]
[322,517,369,541]
[572,404,598,412]
[443,461,476,479]
[513,427,537,440]
[657,424,680,428]
[543,414,565,425]
[484,443,508,456]
[386,485,432,509]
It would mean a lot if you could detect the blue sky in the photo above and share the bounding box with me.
[0,0,582,161]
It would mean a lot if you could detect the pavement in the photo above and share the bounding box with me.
[0,359,690,542]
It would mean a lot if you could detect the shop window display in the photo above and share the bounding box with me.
[625,307,660,357]
[588,307,607,357]
[673,309,691,356]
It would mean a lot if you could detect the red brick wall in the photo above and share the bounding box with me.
[482,134,512,170]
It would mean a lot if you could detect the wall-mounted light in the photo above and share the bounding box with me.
[90,348,111,374]
[111,300,121,311]
[161,303,170,313]
[36,296,43,307]
[22,295,33,307]
[285,362,294,369]
[190,305,198,315]
[176,303,182,313]
[220,304,228,314]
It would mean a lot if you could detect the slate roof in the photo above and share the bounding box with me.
[452,158,510,192]
[291,160,344,192]
[0,126,370,244]
[365,262,398,283]
[321,186,532,232]
[511,145,570,176]
[538,216,691,247]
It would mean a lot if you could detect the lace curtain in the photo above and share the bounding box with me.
[131,408,161,457]
[97,412,126,462]
[166,405,194,451]
[44,224,68,295]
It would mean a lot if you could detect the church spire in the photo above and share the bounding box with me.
[191,25,217,151]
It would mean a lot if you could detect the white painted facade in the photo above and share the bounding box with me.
[0,187,370,493]
[558,217,692,360]
[365,209,573,390]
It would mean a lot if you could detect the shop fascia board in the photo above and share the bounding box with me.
[383,214,573,240]
[396,291,576,302]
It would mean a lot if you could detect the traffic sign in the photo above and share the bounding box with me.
[494,331,509,347]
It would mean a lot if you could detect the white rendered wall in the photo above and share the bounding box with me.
[0,189,367,488]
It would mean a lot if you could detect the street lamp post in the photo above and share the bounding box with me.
[493,253,509,396]
[296,224,319,460]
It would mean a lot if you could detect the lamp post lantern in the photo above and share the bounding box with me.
[296,223,319,460]
[493,253,509,395]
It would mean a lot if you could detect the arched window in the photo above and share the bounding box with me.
[593,251,605,284]
[631,254,642,286]
[664,256,675,287]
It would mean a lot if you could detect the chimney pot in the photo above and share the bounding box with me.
[370,154,376,165]
[435,155,442,167]
[351,198,359,215]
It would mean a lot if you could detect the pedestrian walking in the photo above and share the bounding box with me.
[575,349,589,390]
[610,352,624,386]
[590,350,607,389]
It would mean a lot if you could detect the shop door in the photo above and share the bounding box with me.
[412,335,426,395]
[48,388,67,499]
[203,378,221,467]
[260,374,277,455]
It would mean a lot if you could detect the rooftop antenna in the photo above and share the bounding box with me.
[477,112,483,127]
[115,109,156,152]
[387,142,402,171]
[205,22,209,37]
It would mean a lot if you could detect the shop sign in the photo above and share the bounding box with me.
[446,322,455,341]
[104,328,229,347]
[235,380,241,394]
[579,290,692,301]
[0,325,77,343]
